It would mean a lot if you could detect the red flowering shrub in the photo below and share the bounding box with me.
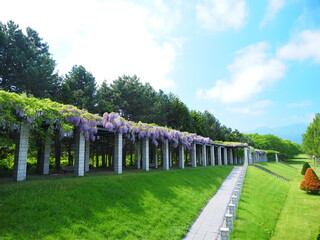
[300,168,320,194]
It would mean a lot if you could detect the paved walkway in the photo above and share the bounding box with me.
[183,166,243,240]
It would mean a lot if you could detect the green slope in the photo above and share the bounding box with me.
[231,166,289,239]
[0,166,233,240]
[232,155,320,240]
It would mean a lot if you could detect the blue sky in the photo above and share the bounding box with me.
[1,0,320,132]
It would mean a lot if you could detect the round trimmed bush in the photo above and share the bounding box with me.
[301,162,311,175]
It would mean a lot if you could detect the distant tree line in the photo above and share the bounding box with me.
[302,114,320,159]
[246,133,301,160]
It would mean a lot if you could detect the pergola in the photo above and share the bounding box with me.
[0,91,275,181]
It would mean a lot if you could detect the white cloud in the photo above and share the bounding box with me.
[260,0,285,27]
[287,113,314,124]
[0,0,182,90]
[287,100,312,108]
[196,0,248,32]
[250,100,273,108]
[226,107,264,116]
[277,30,320,63]
[226,99,272,116]
[197,42,286,103]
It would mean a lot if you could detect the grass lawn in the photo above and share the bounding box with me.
[232,154,320,240]
[0,166,233,240]
[270,155,320,240]
[230,166,290,239]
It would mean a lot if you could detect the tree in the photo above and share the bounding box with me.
[107,75,157,123]
[190,111,208,137]
[96,80,114,115]
[246,133,301,159]
[0,21,59,98]
[64,65,97,113]
[158,93,192,131]
[302,113,320,157]
[301,162,311,175]
[300,168,320,194]
[202,111,221,140]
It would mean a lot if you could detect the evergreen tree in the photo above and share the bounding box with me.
[0,21,58,98]
[96,80,114,115]
[64,65,97,113]
[302,113,320,157]
[108,75,156,122]
[301,162,311,175]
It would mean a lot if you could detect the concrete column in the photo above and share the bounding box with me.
[201,145,207,166]
[244,148,248,165]
[169,146,173,167]
[179,144,185,169]
[163,140,169,170]
[42,134,51,175]
[234,152,237,165]
[275,153,279,162]
[248,149,253,165]
[84,140,90,172]
[114,132,123,174]
[229,148,233,165]
[228,203,236,219]
[210,146,215,166]
[154,147,158,168]
[191,143,197,167]
[75,130,85,176]
[224,148,228,165]
[136,141,141,169]
[225,214,233,232]
[142,137,149,171]
[217,146,222,165]
[13,123,30,181]
[220,227,229,240]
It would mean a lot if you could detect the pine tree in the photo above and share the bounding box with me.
[301,162,311,175]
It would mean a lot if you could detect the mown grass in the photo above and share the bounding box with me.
[232,154,320,240]
[0,166,233,240]
[255,161,298,181]
[230,166,290,239]
[270,155,320,240]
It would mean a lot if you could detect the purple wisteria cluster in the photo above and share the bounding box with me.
[1,91,249,149]
[255,149,265,155]
[60,106,101,141]
[101,112,214,149]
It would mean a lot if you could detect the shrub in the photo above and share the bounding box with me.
[300,168,320,194]
[317,226,320,240]
[301,162,311,175]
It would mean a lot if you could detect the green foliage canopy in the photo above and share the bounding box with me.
[0,21,60,98]
[302,113,320,157]
[245,133,300,159]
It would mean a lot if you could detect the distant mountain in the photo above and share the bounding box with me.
[246,123,308,144]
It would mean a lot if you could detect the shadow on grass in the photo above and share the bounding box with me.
[286,160,306,165]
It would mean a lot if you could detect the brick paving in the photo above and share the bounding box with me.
[183,166,243,240]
